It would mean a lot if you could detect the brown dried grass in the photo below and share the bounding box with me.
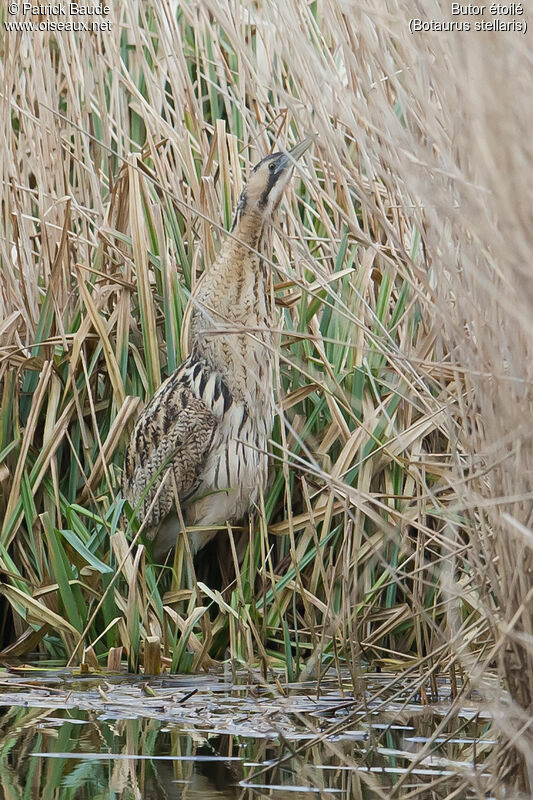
[0,0,532,793]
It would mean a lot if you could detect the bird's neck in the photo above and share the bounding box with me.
[190,208,274,405]
[228,209,264,253]
[205,208,271,320]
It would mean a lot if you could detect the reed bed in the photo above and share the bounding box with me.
[0,0,531,794]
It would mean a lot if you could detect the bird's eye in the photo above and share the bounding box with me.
[268,162,276,171]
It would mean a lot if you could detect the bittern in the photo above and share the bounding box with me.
[122,137,314,559]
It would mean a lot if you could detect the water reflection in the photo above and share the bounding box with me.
[0,674,496,800]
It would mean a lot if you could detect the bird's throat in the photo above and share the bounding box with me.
[230,209,264,253]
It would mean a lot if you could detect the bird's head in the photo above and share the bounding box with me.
[231,136,315,231]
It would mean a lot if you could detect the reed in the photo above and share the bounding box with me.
[0,0,531,792]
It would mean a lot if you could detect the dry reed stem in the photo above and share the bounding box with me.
[0,0,531,792]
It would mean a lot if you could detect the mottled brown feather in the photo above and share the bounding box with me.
[122,367,217,538]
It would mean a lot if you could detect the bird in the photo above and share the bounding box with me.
[122,136,314,561]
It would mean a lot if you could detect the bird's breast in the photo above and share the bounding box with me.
[180,351,274,527]
[182,351,274,428]
[191,252,274,406]
[184,253,275,526]
[189,400,272,527]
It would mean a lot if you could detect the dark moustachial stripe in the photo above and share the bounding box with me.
[258,167,278,209]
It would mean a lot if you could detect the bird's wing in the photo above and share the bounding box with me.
[122,367,217,536]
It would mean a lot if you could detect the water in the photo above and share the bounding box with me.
[0,668,497,799]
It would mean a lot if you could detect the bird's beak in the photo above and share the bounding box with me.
[288,135,317,162]
[275,135,316,173]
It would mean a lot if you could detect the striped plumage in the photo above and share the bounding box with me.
[122,137,314,559]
